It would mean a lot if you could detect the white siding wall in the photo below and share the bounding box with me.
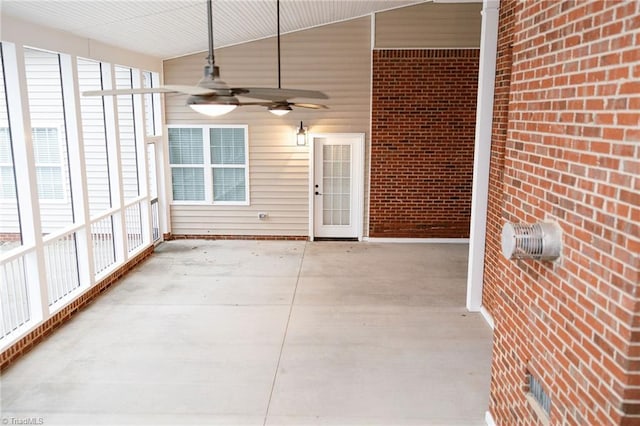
[0,50,20,235]
[23,48,74,234]
[115,66,141,201]
[77,58,112,216]
[164,17,372,237]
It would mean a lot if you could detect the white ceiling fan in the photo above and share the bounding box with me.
[83,0,329,117]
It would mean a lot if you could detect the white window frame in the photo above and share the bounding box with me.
[168,124,249,206]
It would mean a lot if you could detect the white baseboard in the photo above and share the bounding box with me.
[481,306,495,330]
[363,237,469,244]
[485,410,496,426]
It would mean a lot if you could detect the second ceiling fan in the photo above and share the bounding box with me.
[83,0,328,117]
[243,0,329,115]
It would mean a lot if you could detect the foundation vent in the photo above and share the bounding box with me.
[527,373,551,424]
[501,222,562,261]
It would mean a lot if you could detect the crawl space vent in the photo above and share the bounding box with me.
[527,373,551,418]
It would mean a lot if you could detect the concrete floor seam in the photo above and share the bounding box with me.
[263,242,308,426]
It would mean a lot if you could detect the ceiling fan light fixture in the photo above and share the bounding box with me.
[190,103,237,117]
[187,94,239,117]
[268,104,292,116]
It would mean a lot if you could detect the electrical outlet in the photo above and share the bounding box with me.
[258,212,268,219]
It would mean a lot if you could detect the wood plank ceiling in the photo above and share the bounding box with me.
[1,0,431,59]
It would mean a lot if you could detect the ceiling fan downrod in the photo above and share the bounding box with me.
[203,0,218,81]
[277,0,282,89]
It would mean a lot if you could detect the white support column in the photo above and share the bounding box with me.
[131,68,151,246]
[466,0,500,312]
[2,42,50,320]
[151,73,163,137]
[102,63,127,263]
[59,53,94,285]
[158,72,171,239]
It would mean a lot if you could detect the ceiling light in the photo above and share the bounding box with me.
[187,94,238,117]
[269,104,292,116]
[189,104,237,117]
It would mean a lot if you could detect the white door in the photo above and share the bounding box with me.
[311,134,364,239]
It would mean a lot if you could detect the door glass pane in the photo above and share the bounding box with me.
[322,144,351,226]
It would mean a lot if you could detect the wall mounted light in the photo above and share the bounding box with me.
[296,121,308,146]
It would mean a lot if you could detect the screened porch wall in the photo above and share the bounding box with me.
[0,14,163,351]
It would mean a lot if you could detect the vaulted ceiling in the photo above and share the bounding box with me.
[1,0,433,59]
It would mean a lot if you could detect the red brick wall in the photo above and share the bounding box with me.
[369,49,479,238]
[484,1,640,425]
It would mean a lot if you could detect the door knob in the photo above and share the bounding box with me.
[315,191,322,195]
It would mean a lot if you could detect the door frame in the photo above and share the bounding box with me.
[308,133,365,241]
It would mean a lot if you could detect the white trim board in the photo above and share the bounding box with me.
[481,306,495,328]
[485,411,497,426]
[363,237,469,244]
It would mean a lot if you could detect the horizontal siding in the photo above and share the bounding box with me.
[164,17,371,237]
[375,2,482,49]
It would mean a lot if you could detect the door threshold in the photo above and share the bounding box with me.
[313,237,359,242]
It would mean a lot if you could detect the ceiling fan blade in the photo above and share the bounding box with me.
[235,102,273,106]
[291,103,329,109]
[82,87,174,96]
[83,84,217,97]
[162,84,218,95]
[237,87,329,101]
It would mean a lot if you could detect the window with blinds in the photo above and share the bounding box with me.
[32,127,64,200]
[210,127,247,203]
[0,126,65,201]
[168,125,249,204]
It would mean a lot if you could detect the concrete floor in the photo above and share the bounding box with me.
[1,240,493,425]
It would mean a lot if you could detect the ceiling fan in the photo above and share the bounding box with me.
[242,0,329,116]
[83,0,329,117]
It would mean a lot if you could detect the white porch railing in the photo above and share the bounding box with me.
[0,254,30,340]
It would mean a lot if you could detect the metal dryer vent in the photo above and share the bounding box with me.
[501,222,562,261]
